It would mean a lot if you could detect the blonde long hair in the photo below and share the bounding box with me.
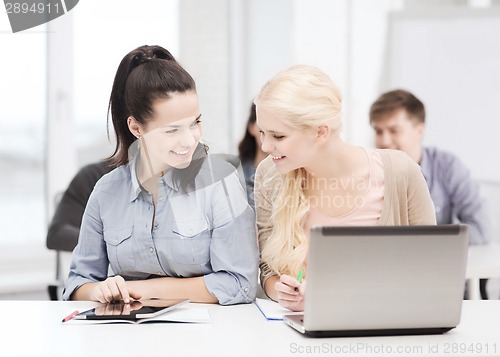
[255,65,343,278]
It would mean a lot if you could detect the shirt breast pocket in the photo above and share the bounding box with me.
[103,226,135,272]
[171,216,211,265]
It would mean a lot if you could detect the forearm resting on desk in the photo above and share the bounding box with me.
[128,277,218,303]
[71,276,219,304]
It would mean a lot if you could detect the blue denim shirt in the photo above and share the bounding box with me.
[63,153,259,304]
[420,147,488,245]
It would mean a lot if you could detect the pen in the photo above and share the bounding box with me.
[294,269,304,292]
[62,310,79,323]
[297,269,304,283]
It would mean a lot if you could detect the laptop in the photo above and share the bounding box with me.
[283,225,469,337]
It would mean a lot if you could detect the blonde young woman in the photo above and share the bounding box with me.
[254,65,436,312]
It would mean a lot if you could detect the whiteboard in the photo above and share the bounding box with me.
[384,9,500,181]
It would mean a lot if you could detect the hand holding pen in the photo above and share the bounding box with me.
[294,269,304,291]
[274,269,306,312]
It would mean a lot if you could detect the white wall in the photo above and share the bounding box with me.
[291,0,404,145]
[186,0,405,154]
[385,8,500,181]
[225,0,405,149]
[179,0,231,154]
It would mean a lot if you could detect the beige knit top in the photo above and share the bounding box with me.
[255,148,437,287]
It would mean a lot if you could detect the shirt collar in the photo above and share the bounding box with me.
[128,151,180,202]
[419,147,430,181]
[127,141,210,201]
[129,152,143,202]
[161,168,180,192]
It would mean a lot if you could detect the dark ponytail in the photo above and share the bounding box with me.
[106,45,196,168]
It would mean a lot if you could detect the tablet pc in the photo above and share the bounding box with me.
[73,298,189,321]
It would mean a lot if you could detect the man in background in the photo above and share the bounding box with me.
[369,89,490,297]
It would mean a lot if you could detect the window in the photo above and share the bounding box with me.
[73,0,180,166]
[0,0,179,292]
[0,19,46,246]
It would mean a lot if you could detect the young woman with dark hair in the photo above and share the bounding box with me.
[63,45,258,305]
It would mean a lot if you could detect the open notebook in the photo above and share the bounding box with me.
[63,300,211,325]
[254,298,302,321]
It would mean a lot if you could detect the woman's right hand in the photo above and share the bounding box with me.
[89,275,142,303]
[275,274,306,312]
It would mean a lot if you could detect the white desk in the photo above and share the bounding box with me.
[466,243,500,300]
[1,300,500,357]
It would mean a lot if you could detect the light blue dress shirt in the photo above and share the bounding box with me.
[420,146,488,245]
[63,151,259,305]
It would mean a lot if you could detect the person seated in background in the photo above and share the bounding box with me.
[238,103,267,209]
[46,161,112,300]
[369,89,490,297]
[63,45,258,305]
[254,65,436,312]
[46,161,112,253]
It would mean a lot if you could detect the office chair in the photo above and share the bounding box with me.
[46,161,112,300]
[477,179,500,299]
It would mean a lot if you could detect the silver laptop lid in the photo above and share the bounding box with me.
[304,225,469,331]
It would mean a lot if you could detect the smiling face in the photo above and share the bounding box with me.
[371,108,424,163]
[256,105,319,174]
[129,91,202,172]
